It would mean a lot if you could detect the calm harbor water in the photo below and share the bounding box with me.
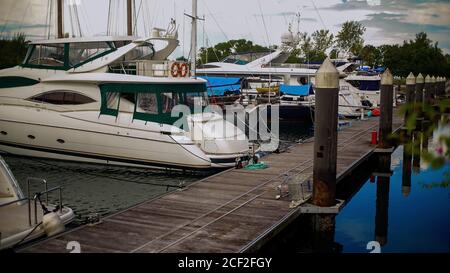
[335,145,450,253]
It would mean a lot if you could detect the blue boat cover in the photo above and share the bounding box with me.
[199,76,241,96]
[280,84,313,96]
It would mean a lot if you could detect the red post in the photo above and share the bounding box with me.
[371,130,378,145]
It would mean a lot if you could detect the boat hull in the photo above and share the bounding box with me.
[0,107,218,170]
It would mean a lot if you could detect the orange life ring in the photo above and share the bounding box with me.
[179,63,189,77]
[170,62,180,77]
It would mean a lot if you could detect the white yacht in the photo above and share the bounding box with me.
[0,156,74,250]
[0,34,250,170]
[343,72,382,107]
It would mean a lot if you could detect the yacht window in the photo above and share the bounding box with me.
[183,92,208,111]
[28,44,65,67]
[106,92,120,109]
[30,91,96,105]
[137,93,158,114]
[125,43,155,61]
[161,92,180,113]
[69,42,112,67]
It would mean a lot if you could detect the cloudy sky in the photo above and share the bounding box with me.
[1,0,449,57]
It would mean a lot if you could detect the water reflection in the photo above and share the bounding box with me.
[259,116,449,253]
[374,154,391,246]
[401,132,412,197]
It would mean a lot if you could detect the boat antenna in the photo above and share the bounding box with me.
[185,0,204,78]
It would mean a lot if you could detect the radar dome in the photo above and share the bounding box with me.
[281,32,294,44]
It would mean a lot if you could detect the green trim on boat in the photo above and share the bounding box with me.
[99,82,207,126]
[0,76,40,88]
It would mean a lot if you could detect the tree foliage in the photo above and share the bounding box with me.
[0,33,28,69]
[312,29,334,53]
[379,32,450,77]
[286,29,333,63]
[336,20,366,56]
[198,39,270,64]
[359,45,382,68]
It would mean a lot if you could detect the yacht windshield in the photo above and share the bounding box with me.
[69,42,113,67]
[124,42,155,61]
[222,57,248,65]
[184,91,209,112]
[28,43,65,67]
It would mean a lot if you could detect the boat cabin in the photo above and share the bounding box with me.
[99,81,208,126]
[21,36,155,71]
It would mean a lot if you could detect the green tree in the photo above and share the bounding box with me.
[0,33,28,69]
[359,45,382,68]
[312,29,334,53]
[380,32,450,77]
[198,39,270,64]
[329,49,339,59]
[335,21,366,56]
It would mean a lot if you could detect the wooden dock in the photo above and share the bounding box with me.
[19,110,403,253]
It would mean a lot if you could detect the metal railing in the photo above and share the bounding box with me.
[109,60,189,78]
[32,186,63,225]
[8,177,64,227]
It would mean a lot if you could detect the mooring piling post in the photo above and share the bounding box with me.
[378,69,393,149]
[414,73,424,115]
[431,76,436,103]
[424,75,432,110]
[445,77,448,95]
[312,57,339,207]
[439,77,445,98]
[405,72,415,126]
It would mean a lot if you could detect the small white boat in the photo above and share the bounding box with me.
[0,156,75,250]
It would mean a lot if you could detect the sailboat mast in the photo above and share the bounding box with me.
[57,0,64,38]
[190,0,198,77]
[127,0,133,36]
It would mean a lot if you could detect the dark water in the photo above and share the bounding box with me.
[335,146,450,253]
[2,156,202,225]
[1,120,314,226]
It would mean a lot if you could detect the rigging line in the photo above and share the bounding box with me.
[107,0,111,35]
[257,0,271,48]
[134,0,143,36]
[79,1,91,36]
[151,0,160,34]
[68,3,75,37]
[182,8,185,57]
[44,0,50,38]
[48,0,54,39]
[73,3,82,37]
[201,0,229,41]
[310,0,326,29]
[142,0,148,37]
